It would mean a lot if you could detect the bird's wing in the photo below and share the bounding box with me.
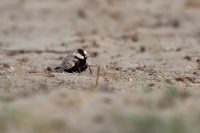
[59,54,78,70]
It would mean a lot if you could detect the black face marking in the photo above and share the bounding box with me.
[77,49,87,57]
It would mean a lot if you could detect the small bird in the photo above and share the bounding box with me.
[55,49,88,73]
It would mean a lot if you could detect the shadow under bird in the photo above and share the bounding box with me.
[54,49,89,73]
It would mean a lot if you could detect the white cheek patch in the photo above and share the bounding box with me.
[73,52,84,59]
[84,50,87,55]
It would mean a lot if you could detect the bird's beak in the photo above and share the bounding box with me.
[85,54,90,57]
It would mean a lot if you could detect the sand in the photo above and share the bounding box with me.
[0,0,200,133]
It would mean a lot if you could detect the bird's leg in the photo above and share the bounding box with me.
[78,67,81,73]
[88,65,92,75]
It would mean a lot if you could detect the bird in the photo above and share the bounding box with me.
[54,49,88,73]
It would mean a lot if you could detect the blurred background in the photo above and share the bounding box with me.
[1,0,200,46]
[0,0,200,133]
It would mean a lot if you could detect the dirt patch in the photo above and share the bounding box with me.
[0,0,200,133]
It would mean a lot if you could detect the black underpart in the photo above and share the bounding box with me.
[54,57,88,73]
[69,57,88,73]
[64,64,87,73]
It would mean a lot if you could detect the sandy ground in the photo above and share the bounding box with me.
[0,0,200,133]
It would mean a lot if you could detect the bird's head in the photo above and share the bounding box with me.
[74,49,88,60]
